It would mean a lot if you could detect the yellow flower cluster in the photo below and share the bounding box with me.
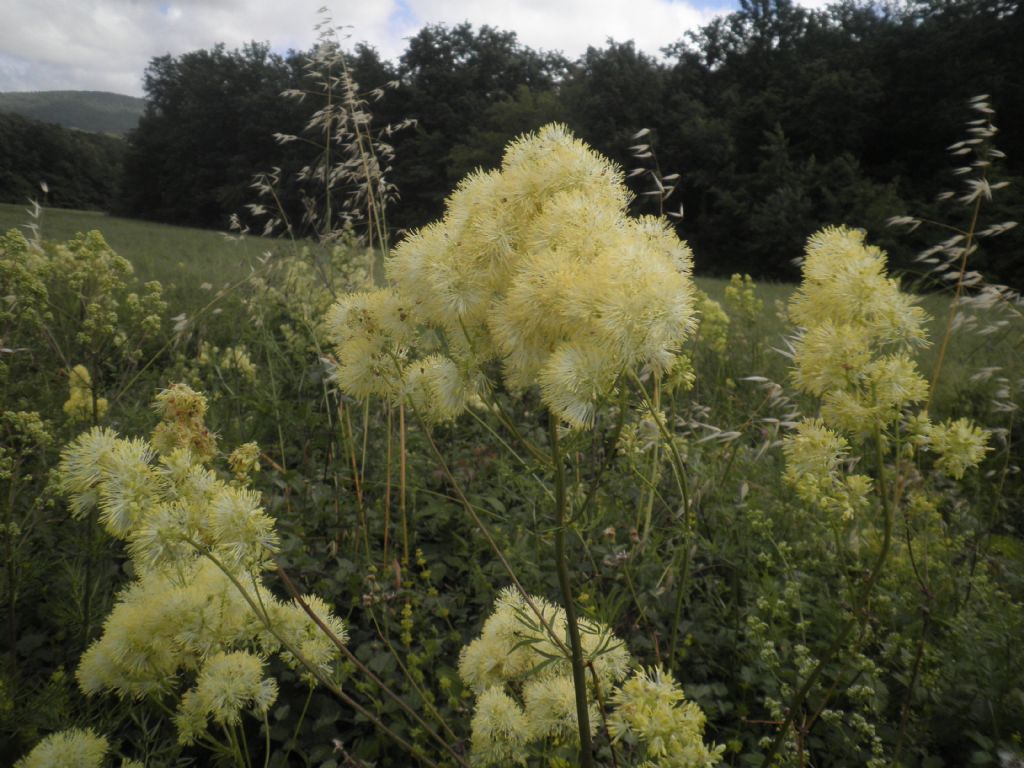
[326,124,697,428]
[228,441,261,481]
[459,588,721,766]
[608,666,725,767]
[723,273,764,325]
[782,419,872,521]
[459,587,628,764]
[58,386,347,747]
[784,227,989,506]
[175,650,278,745]
[150,382,217,462]
[789,227,930,435]
[694,291,730,355]
[14,728,111,768]
[62,364,108,423]
[911,416,991,480]
[197,341,257,382]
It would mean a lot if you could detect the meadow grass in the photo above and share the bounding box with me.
[0,203,272,313]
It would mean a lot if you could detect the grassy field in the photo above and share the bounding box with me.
[0,203,272,313]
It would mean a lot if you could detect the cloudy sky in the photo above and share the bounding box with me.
[0,0,828,96]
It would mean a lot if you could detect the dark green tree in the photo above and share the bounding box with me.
[0,112,125,211]
[389,23,567,227]
[120,42,304,227]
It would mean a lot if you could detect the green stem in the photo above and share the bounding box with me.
[640,372,662,542]
[629,371,690,515]
[549,414,595,768]
[262,709,271,768]
[668,535,693,663]
[414,412,570,657]
[891,611,930,767]
[191,544,444,768]
[80,504,98,649]
[5,463,19,672]
[284,685,313,764]
[759,427,895,767]
[272,560,467,765]
[238,721,254,768]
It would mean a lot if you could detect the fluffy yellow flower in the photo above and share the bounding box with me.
[333,123,697,428]
[460,587,643,765]
[469,687,529,767]
[789,227,932,438]
[176,651,278,745]
[60,386,348,747]
[922,417,991,479]
[14,728,109,768]
[609,667,724,767]
[783,419,873,520]
[523,674,597,742]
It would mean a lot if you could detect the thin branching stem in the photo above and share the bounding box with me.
[272,559,469,767]
[190,543,442,767]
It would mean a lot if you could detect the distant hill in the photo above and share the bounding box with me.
[0,90,144,136]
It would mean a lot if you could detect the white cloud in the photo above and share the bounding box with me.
[0,0,734,96]
[402,0,717,57]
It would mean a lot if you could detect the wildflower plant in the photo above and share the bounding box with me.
[786,226,989,478]
[459,589,723,767]
[13,727,126,768]
[325,123,700,765]
[1,227,166,427]
[51,384,349,764]
[762,225,990,764]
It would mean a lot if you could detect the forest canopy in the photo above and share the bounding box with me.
[52,0,1024,282]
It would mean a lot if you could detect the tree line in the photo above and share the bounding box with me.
[69,0,1024,283]
[0,112,127,211]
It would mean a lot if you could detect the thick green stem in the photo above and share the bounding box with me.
[549,415,595,768]
[668,534,693,662]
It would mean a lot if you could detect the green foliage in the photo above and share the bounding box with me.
[4,197,1022,765]
[0,113,125,211]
